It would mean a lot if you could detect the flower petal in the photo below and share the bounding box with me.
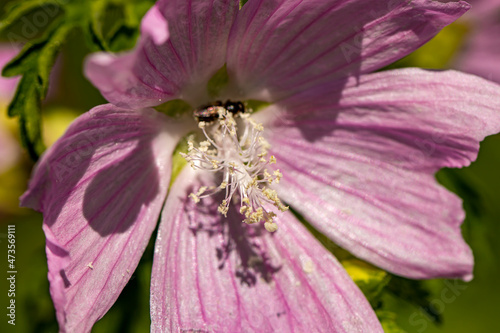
[141,4,169,45]
[463,0,500,17]
[227,0,469,101]
[150,168,382,333]
[456,21,500,83]
[85,0,239,108]
[21,104,188,332]
[261,68,500,280]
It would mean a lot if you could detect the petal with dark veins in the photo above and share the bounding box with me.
[151,168,382,333]
[21,104,188,332]
[261,68,500,280]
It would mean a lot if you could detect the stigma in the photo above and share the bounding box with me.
[181,107,288,232]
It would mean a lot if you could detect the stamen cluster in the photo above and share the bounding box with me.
[182,108,287,232]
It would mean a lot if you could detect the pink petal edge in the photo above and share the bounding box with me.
[227,0,470,101]
[21,104,189,332]
[141,5,169,45]
[260,68,500,281]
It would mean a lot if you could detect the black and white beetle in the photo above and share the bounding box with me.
[193,100,245,122]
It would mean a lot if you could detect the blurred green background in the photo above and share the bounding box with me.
[1,1,499,332]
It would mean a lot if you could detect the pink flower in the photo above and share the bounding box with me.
[22,1,500,332]
[454,0,500,82]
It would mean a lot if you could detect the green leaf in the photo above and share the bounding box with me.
[2,19,74,158]
[0,0,62,33]
[109,0,155,52]
[84,0,155,52]
[376,310,408,333]
[1,0,154,159]
[386,276,443,325]
[342,259,390,302]
[9,72,44,158]
[86,0,112,51]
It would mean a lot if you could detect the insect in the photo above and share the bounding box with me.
[193,100,245,122]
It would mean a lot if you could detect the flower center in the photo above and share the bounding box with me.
[181,104,288,232]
